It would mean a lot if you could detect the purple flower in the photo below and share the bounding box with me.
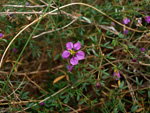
[0,33,4,38]
[9,14,13,17]
[141,48,145,52]
[145,16,150,23]
[124,29,128,35]
[123,17,130,25]
[13,48,17,53]
[26,2,30,6]
[132,58,137,62]
[113,70,120,80]
[96,82,100,88]
[67,65,74,72]
[40,102,44,106]
[136,17,142,26]
[62,42,85,65]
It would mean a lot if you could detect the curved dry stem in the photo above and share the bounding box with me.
[32,19,77,38]
[0,2,146,68]
[61,102,78,113]
[0,17,40,68]
[139,61,150,66]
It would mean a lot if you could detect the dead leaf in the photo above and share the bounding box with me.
[53,75,65,84]
[118,80,120,87]
[136,108,143,112]
[66,74,69,81]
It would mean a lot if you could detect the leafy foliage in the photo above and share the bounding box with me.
[0,0,150,112]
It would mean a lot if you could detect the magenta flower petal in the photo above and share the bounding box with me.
[26,2,30,6]
[76,51,85,60]
[0,33,4,38]
[67,65,74,72]
[132,58,137,62]
[9,14,13,17]
[66,42,73,50]
[136,17,142,26]
[13,48,17,53]
[123,17,130,25]
[116,71,120,79]
[74,42,81,50]
[40,102,44,106]
[62,50,70,59]
[113,71,120,80]
[145,16,150,23]
[70,57,78,65]
[124,29,128,35]
[141,48,145,52]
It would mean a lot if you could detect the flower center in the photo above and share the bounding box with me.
[69,49,76,55]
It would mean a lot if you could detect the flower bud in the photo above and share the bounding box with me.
[96,82,100,88]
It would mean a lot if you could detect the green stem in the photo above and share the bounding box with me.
[104,57,117,67]
[48,0,60,84]
[0,0,53,97]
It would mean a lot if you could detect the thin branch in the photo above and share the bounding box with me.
[39,0,48,6]
[139,61,150,66]
[61,102,78,113]
[3,5,47,8]
[0,100,41,106]
[17,84,71,112]
[70,102,103,113]
[0,2,146,68]
[0,65,64,76]
[24,73,48,94]
[0,77,25,102]
[32,19,77,38]
[120,71,137,104]
[0,12,57,15]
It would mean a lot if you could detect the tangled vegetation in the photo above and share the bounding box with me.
[0,0,150,112]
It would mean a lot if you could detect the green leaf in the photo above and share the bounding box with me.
[86,48,91,55]
[119,81,124,89]
[106,46,113,49]
[21,91,29,99]
[118,32,126,39]
[148,90,150,99]
[89,64,95,69]
[64,95,69,104]
[77,94,80,101]
[107,56,115,60]
[54,54,60,61]
[111,39,119,47]
[99,16,104,23]
[26,102,34,108]
[131,105,139,112]
[92,49,98,56]
[0,39,7,43]
[79,100,84,105]
[106,52,115,59]
[104,41,110,46]
[78,15,82,21]
[82,16,91,23]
